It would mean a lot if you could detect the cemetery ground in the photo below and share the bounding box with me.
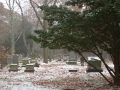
[0,60,120,90]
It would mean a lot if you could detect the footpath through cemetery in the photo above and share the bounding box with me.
[0,54,120,90]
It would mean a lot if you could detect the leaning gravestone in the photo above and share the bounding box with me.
[13,54,19,64]
[86,57,103,72]
[25,64,34,72]
[9,64,18,71]
[66,51,77,65]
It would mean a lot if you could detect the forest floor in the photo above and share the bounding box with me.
[0,60,120,90]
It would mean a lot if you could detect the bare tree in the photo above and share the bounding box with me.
[5,0,17,54]
[16,0,31,56]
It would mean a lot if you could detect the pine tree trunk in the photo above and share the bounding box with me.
[113,53,120,85]
[42,0,48,63]
[43,48,48,63]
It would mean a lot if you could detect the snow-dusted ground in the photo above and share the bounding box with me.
[0,61,119,90]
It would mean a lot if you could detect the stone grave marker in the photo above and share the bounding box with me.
[22,57,29,67]
[66,51,77,65]
[86,57,103,72]
[69,69,78,72]
[18,54,23,63]
[9,64,18,71]
[57,54,62,61]
[25,64,34,72]
[63,54,69,61]
[7,57,13,65]
[80,57,84,66]
[30,59,37,63]
[13,54,19,64]
[53,55,57,61]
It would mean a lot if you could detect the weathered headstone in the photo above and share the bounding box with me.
[22,57,29,67]
[66,51,77,65]
[18,54,23,63]
[25,64,34,72]
[57,54,62,61]
[86,57,103,72]
[9,64,18,71]
[63,54,69,61]
[80,57,84,66]
[7,57,13,65]
[13,54,19,64]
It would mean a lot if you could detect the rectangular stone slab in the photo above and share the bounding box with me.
[22,59,29,67]
[69,69,77,72]
[25,64,34,72]
[9,64,18,71]
[86,59,103,72]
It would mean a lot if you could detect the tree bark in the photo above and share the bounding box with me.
[42,0,48,63]
[5,0,16,54]
[113,53,120,85]
[16,0,30,56]
[9,4,15,54]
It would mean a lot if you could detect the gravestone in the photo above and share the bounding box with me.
[80,57,84,66]
[57,54,62,61]
[63,54,69,61]
[66,51,77,65]
[7,57,13,65]
[30,60,37,63]
[9,64,18,71]
[86,57,103,72]
[22,57,29,67]
[18,54,23,63]
[25,64,34,72]
[13,54,19,64]
[69,69,77,72]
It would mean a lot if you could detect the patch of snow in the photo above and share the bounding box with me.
[0,61,119,90]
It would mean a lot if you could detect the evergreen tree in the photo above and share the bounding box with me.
[29,0,120,85]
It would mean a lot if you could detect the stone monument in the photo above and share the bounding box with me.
[86,57,103,72]
[66,51,77,65]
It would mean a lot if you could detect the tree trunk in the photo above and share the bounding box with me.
[113,53,120,85]
[48,49,52,62]
[6,0,15,55]
[43,48,48,63]
[42,0,48,63]
[16,1,30,56]
[9,9,15,55]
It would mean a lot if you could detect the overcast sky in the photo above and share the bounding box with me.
[0,0,30,14]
